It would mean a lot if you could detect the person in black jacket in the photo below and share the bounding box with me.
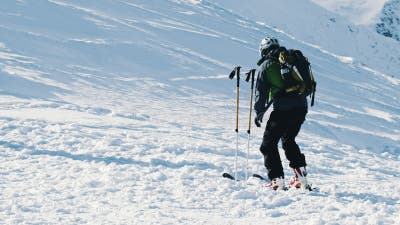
[254,36,309,190]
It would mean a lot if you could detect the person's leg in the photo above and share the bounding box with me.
[281,108,307,168]
[260,111,286,180]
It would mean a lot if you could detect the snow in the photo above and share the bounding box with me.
[0,0,399,224]
[216,0,400,78]
[311,0,389,25]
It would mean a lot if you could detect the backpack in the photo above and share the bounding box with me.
[278,49,317,106]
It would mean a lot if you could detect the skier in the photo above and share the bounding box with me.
[254,36,310,190]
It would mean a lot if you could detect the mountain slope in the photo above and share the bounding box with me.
[376,0,400,41]
[0,0,399,224]
[311,0,388,25]
[217,0,400,78]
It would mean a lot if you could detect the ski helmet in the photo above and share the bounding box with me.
[259,36,279,57]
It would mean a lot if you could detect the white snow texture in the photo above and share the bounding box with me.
[0,0,399,224]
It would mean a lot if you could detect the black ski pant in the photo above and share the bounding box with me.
[260,108,307,180]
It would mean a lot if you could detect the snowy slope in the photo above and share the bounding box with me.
[312,0,400,42]
[216,0,400,78]
[0,0,400,224]
[311,0,388,25]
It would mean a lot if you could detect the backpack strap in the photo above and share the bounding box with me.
[309,64,316,106]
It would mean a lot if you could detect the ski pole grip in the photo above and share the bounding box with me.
[229,66,241,132]
[229,69,236,79]
[250,69,256,88]
[236,67,241,87]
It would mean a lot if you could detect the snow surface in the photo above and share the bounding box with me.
[0,0,399,224]
[216,0,400,79]
[311,0,389,25]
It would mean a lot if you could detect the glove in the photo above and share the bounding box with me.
[254,112,264,127]
[254,117,261,128]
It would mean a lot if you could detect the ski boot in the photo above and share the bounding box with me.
[266,176,286,191]
[290,167,311,190]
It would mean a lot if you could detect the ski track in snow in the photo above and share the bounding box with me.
[0,0,400,224]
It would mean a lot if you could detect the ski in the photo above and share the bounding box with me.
[253,173,318,191]
[222,172,266,182]
[223,172,318,191]
[222,172,236,180]
[252,173,268,181]
[222,172,262,182]
[304,185,319,192]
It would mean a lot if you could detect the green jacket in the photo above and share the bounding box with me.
[263,60,285,101]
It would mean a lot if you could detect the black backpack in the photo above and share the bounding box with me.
[278,49,316,106]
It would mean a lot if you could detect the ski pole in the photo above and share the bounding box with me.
[229,66,241,183]
[245,69,256,181]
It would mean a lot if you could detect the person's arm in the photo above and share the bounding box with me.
[254,63,270,116]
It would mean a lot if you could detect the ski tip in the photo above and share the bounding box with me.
[222,172,235,180]
[252,173,268,181]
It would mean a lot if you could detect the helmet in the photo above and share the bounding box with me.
[259,36,279,57]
